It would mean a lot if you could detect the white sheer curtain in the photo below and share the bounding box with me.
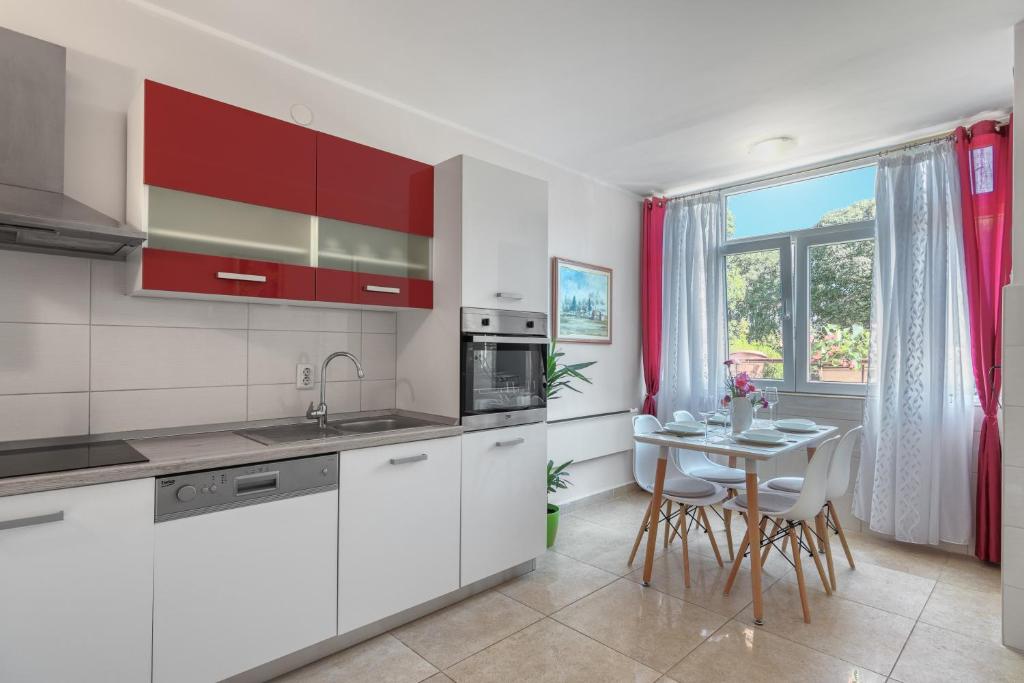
[659,192,726,423]
[853,139,976,546]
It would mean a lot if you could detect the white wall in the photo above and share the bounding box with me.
[0,1,642,496]
[0,250,397,441]
[1000,19,1024,652]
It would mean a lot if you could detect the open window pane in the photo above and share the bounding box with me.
[726,249,784,381]
[807,239,873,383]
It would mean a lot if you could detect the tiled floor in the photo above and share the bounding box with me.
[276,489,1022,682]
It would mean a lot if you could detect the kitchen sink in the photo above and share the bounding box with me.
[235,414,438,445]
[327,415,437,433]
[234,423,345,446]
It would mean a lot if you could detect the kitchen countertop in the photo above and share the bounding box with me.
[0,409,462,498]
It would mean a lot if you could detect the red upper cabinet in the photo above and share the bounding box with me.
[316,133,434,236]
[143,81,316,215]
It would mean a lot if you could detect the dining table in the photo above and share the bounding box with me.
[633,419,839,625]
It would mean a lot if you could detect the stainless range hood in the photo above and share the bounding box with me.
[0,27,145,258]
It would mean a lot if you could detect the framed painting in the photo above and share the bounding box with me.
[552,257,612,344]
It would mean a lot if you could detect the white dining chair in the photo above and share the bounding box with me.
[629,415,728,587]
[671,409,754,561]
[722,434,840,623]
[760,425,862,589]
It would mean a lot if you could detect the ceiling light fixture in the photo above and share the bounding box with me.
[748,136,798,159]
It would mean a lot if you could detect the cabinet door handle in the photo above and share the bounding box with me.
[217,272,267,283]
[495,437,526,448]
[0,511,64,532]
[390,454,428,465]
[364,285,401,294]
[496,292,524,301]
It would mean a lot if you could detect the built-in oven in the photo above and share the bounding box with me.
[461,307,548,431]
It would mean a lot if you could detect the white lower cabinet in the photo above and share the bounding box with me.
[153,490,338,683]
[461,423,547,586]
[0,479,154,683]
[338,436,461,633]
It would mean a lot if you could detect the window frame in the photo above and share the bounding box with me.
[721,161,876,397]
[723,235,794,392]
[793,220,874,396]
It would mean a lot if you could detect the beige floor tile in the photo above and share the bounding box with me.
[781,558,935,619]
[273,634,437,683]
[937,552,1002,594]
[891,622,1024,683]
[445,618,660,683]
[843,531,950,580]
[551,579,727,672]
[391,591,542,670]
[424,675,453,682]
[919,581,1002,644]
[736,581,915,675]
[667,620,885,683]
[569,490,654,532]
[625,545,790,619]
[496,549,618,614]
[552,514,662,576]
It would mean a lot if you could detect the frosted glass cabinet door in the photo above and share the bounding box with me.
[146,186,313,265]
[318,217,431,279]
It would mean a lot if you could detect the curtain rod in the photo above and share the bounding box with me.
[659,122,1003,203]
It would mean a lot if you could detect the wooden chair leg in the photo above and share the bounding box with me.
[627,497,653,566]
[663,500,673,548]
[788,525,811,623]
[668,502,682,545]
[760,517,782,567]
[828,501,856,569]
[723,515,752,595]
[700,507,724,567]
[816,511,837,592]
[724,489,736,560]
[801,521,832,596]
[680,505,691,588]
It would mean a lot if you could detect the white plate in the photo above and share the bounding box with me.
[708,413,730,426]
[664,420,705,436]
[736,428,788,446]
[774,418,818,434]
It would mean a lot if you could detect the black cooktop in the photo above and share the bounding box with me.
[0,440,148,479]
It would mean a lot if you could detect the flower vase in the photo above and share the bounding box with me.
[730,398,753,434]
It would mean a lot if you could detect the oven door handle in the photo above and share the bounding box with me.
[470,335,550,345]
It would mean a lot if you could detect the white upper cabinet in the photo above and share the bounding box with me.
[444,156,548,313]
[0,479,155,683]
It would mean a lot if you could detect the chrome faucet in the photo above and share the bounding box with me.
[306,351,366,428]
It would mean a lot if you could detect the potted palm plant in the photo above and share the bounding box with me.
[545,342,596,547]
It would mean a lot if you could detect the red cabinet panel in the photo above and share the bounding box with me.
[314,268,357,305]
[141,248,315,301]
[354,273,433,309]
[144,81,316,215]
[316,133,434,236]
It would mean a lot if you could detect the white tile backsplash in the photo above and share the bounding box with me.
[90,386,248,433]
[0,323,90,394]
[247,381,360,421]
[0,257,399,441]
[91,326,248,391]
[362,310,397,334]
[0,251,91,324]
[0,393,90,441]
[91,261,248,329]
[247,304,361,332]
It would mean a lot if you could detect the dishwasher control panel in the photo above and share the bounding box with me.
[155,453,338,522]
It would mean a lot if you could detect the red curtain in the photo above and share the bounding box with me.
[954,119,1013,564]
[641,197,667,415]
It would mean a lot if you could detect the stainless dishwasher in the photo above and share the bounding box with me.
[152,453,339,683]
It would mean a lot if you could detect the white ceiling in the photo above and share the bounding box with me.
[140,0,1022,195]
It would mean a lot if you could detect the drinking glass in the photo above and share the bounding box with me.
[764,387,780,425]
[698,395,717,440]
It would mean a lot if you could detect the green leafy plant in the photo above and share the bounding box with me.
[547,459,573,495]
[546,342,596,400]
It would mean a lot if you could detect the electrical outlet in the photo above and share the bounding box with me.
[296,363,315,389]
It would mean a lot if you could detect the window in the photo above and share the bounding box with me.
[724,164,876,395]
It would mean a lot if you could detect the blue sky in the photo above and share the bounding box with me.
[728,165,876,238]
